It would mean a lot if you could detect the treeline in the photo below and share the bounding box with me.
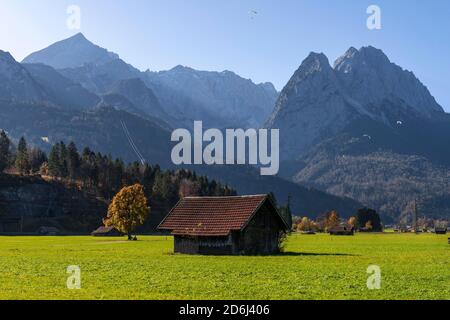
[0,131,236,203]
[293,208,383,233]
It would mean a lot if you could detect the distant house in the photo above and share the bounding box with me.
[329,225,354,236]
[158,195,289,255]
[91,226,123,237]
[37,226,60,236]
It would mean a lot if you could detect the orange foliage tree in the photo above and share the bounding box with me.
[104,184,149,240]
[326,210,340,231]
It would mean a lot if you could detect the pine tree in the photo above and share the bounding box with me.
[29,148,47,174]
[48,143,61,177]
[67,141,80,179]
[59,142,68,178]
[0,130,11,173]
[15,137,30,174]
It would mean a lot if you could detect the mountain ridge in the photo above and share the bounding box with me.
[21,33,279,129]
[268,46,450,218]
[22,33,119,69]
[0,45,360,217]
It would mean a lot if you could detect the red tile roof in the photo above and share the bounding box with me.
[158,195,282,236]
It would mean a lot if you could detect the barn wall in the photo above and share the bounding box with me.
[236,202,284,255]
[174,235,232,255]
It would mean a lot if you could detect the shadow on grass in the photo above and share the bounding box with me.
[168,251,359,257]
[278,251,358,257]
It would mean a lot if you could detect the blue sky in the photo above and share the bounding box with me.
[1,0,449,111]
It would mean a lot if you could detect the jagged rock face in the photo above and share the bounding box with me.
[0,51,48,103]
[266,53,358,158]
[266,46,445,160]
[146,66,279,128]
[22,33,119,69]
[334,46,443,118]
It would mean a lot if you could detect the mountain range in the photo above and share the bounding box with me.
[267,46,450,221]
[23,33,278,129]
[2,33,450,221]
[1,33,361,218]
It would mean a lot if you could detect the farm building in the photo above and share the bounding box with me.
[158,195,289,255]
[91,226,123,237]
[329,225,354,236]
[37,226,60,236]
[434,228,447,235]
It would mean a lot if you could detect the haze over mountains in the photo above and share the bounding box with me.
[2,33,449,221]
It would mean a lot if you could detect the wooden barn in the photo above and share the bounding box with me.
[329,225,354,236]
[434,227,447,235]
[37,226,60,236]
[158,195,289,255]
[91,226,123,237]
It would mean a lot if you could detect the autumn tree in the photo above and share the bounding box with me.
[15,137,30,174]
[348,216,358,229]
[326,210,340,231]
[104,184,149,240]
[297,217,316,232]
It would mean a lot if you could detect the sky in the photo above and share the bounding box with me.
[1,0,449,111]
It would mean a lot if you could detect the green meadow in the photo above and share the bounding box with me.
[0,233,448,300]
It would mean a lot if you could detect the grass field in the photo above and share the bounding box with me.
[0,233,448,300]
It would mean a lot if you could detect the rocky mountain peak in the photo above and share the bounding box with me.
[266,46,446,159]
[334,46,390,72]
[70,32,88,41]
[275,52,335,103]
[334,46,443,117]
[299,52,332,74]
[22,33,119,69]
